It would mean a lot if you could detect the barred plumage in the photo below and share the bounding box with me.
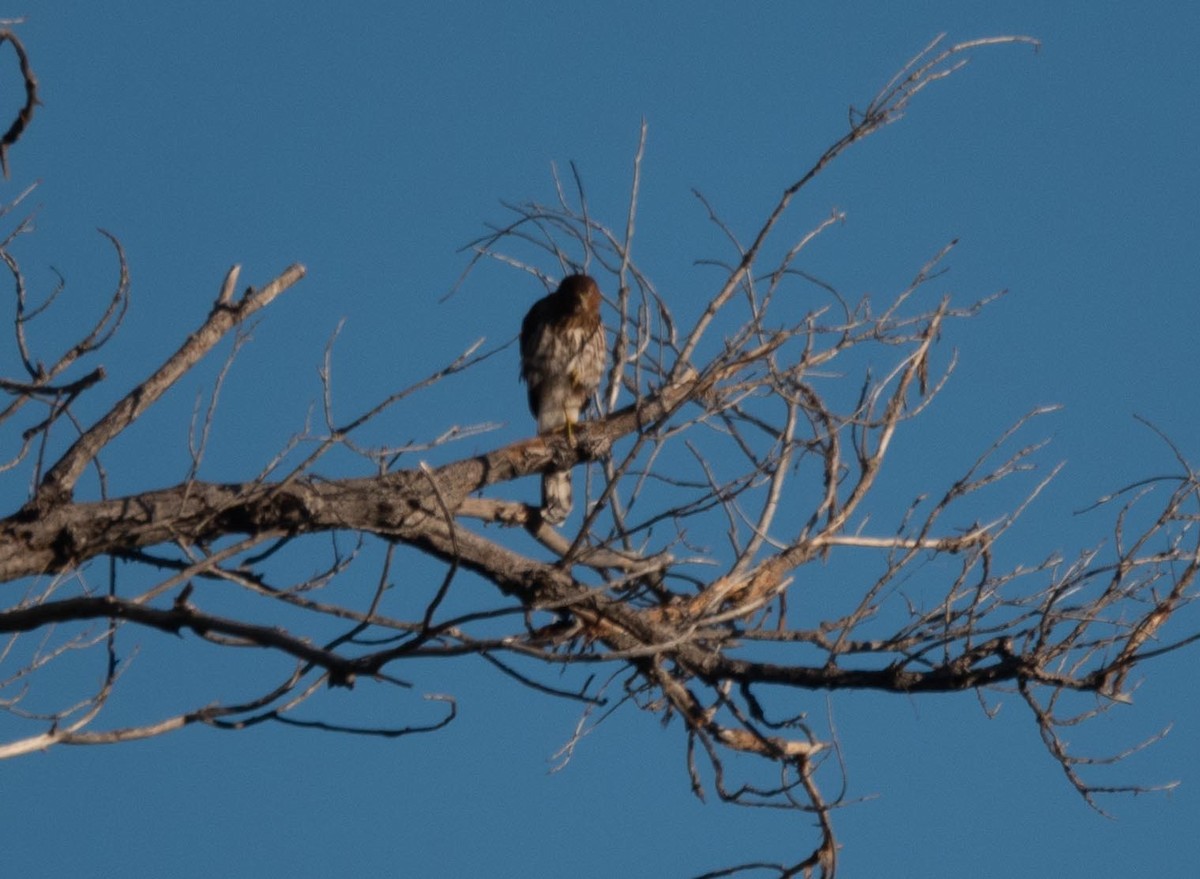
[519,274,606,524]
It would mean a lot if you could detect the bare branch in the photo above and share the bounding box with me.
[0,29,37,179]
[35,263,305,502]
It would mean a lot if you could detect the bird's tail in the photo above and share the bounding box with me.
[541,469,572,525]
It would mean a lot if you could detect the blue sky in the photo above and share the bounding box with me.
[3,3,1198,877]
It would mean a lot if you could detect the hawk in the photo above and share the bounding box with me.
[519,274,606,524]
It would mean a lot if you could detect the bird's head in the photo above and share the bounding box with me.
[557,274,599,303]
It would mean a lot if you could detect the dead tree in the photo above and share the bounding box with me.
[1,33,1196,878]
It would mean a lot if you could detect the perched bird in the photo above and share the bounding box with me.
[519,274,606,524]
